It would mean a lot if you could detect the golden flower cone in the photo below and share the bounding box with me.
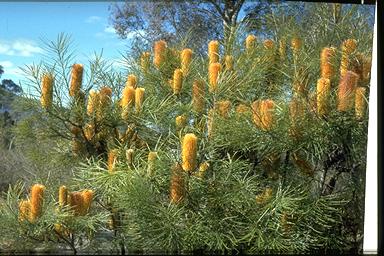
[215,100,231,118]
[84,123,95,141]
[173,69,183,95]
[208,40,219,64]
[126,74,137,89]
[135,88,145,113]
[69,64,83,97]
[337,71,359,112]
[19,200,30,222]
[87,89,99,116]
[30,184,45,222]
[260,100,275,131]
[192,80,205,113]
[181,48,193,75]
[68,192,83,216]
[141,51,150,73]
[355,86,367,120]
[58,186,68,207]
[320,47,336,80]
[317,78,331,116]
[181,133,198,172]
[41,73,54,109]
[170,163,185,204]
[80,190,94,215]
[208,63,221,93]
[176,115,187,131]
[340,39,357,78]
[245,34,257,51]
[224,55,234,71]
[121,86,136,119]
[154,40,167,68]
[108,149,119,172]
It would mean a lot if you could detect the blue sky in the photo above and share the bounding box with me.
[0,2,129,91]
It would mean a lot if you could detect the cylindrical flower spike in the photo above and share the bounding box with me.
[126,149,134,166]
[69,64,83,97]
[320,47,336,80]
[108,149,119,172]
[141,51,150,73]
[68,191,83,216]
[154,40,167,68]
[176,115,187,131]
[245,34,257,51]
[251,100,262,128]
[126,74,137,89]
[121,86,136,120]
[181,133,198,172]
[317,78,331,116]
[80,189,94,215]
[355,87,367,120]
[135,88,145,113]
[170,163,185,204]
[263,39,274,50]
[41,73,54,109]
[181,48,193,75]
[260,100,275,131]
[147,151,158,176]
[173,69,183,95]
[215,100,231,118]
[192,80,205,113]
[208,63,221,93]
[87,90,99,116]
[58,186,68,207]
[224,55,234,71]
[84,123,95,141]
[99,86,112,107]
[291,37,302,56]
[337,71,359,112]
[279,39,286,60]
[19,200,30,222]
[30,184,46,222]
[340,39,357,78]
[208,40,219,64]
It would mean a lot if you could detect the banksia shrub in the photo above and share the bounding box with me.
[108,149,119,172]
[126,74,137,89]
[340,39,357,78]
[58,185,68,207]
[317,78,331,116]
[69,64,83,97]
[245,34,257,51]
[181,48,193,75]
[215,100,232,118]
[147,151,158,176]
[208,40,219,64]
[355,87,367,120]
[154,40,167,68]
[192,80,205,113]
[337,71,359,112]
[173,69,183,95]
[320,47,336,80]
[181,133,198,172]
[87,89,99,116]
[18,200,30,222]
[224,55,234,71]
[170,163,185,204]
[40,73,54,109]
[141,51,150,73]
[30,184,46,222]
[208,63,221,93]
[135,88,145,113]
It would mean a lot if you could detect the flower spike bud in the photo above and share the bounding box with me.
[196,161,210,178]
[320,47,336,80]
[317,78,331,116]
[176,115,187,131]
[337,71,359,112]
[126,74,137,89]
[135,88,145,113]
[154,40,167,68]
[208,63,221,93]
[141,51,150,73]
[41,73,54,109]
[181,48,193,75]
[108,149,119,172]
[208,40,219,64]
[224,55,234,71]
[245,34,257,50]
[173,69,183,95]
[170,163,185,204]
[340,39,357,78]
[69,64,83,97]
[215,100,231,118]
[58,185,68,207]
[30,184,46,222]
[181,133,198,172]
[19,200,30,222]
[355,87,367,120]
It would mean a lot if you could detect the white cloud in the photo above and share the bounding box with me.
[85,16,102,24]
[0,40,43,57]
[0,60,13,68]
[104,26,116,34]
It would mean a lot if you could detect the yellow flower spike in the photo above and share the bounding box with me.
[224,55,234,71]
[147,151,158,176]
[340,39,357,78]
[108,149,119,173]
[19,200,30,222]
[83,123,95,141]
[181,48,193,75]
[81,190,94,215]
[69,64,83,97]
[196,161,210,178]
[337,71,359,112]
[126,149,134,166]
[208,63,221,93]
[208,40,219,64]
[317,78,331,116]
[176,115,187,131]
[154,40,167,68]
[260,100,275,131]
[87,89,99,116]
[263,39,274,50]
[126,74,137,89]
[181,133,198,172]
[320,47,336,80]
[291,37,302,56]
[192,80,205,113]
[355,87,367,120]
[58,186,68,207]
[30,184,46,222]
[170,163,185,204]
[141,51,151,73]
[279,39,286,60]
[173,69,183,95]
[215,100,232,118]
[135,88,145,113]
[40,73,54,109]
[245,34,257,51]
[251,100,262,128]
[121,86,136,120]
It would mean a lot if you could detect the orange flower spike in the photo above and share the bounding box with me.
[181,48,193,75]
[260,100,275,131]
[108,149,119,173]
[181,133,198,172]
[99,86,112,109]
[68,192,83,215]
[173,69,183,95]
[135,88,145,113]
[208,40,219,64]
[317,78,331,116]
[40,73,54,109]
[58,185,68,207]
[340,39,357,78]
[126,74,137,89]
[192,80,205,113]
[170,163,185,204]
[337,71,359,112]
[355,87,367,120]
[224,55,234,71]
[208,63,221,93]
[251,100,262,128]
[30,184,46,222]
[69,64,84,97]
[215,100,232,118]
[320,47,336,80]
[245,34,257,51]
[154,40,167,68]
[81,189,94,215]
[19,200,30,222]
[141,51,151,73]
